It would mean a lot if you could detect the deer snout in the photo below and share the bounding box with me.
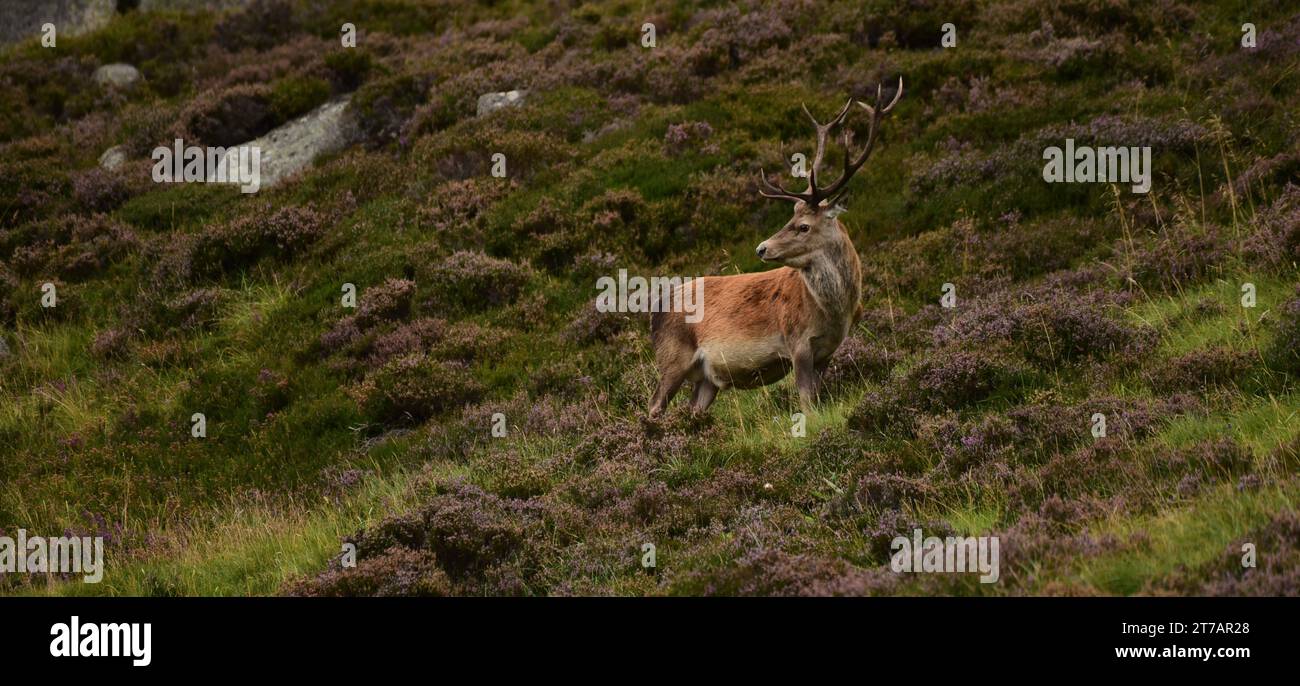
[756,242,769,260]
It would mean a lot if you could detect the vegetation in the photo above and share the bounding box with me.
[0,0,1297,596]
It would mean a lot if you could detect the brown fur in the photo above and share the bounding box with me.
[648,82,900,417]
[648,202,863,416]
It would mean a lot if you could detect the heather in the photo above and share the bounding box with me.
[0,0,1295,597]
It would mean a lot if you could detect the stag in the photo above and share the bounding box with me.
[648,78,904,417]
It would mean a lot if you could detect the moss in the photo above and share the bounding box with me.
[270,75,332,121]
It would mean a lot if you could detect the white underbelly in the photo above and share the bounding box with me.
[695,337,788,387]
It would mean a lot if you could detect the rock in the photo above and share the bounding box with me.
[0,1,114,46]
[98,144,127,170]
[94,63,141,90]
[476,90,528,117]
[241,96,356,189]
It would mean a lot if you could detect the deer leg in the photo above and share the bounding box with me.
[649,365,689,418]
[794,348,821,411]
[690,379,719,413]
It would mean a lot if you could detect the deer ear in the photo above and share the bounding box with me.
[824,204,848,218]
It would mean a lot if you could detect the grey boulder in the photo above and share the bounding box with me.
[98,144,127,170]
[242,96,356,189]
[476,90,528,117]
[94,63,141,90]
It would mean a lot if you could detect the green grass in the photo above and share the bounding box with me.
[1158,391,1300,461]
[1075,484,1297,596]
[1068,388,1300,595]
[1128,273,1291,357]
[31,458,464,597]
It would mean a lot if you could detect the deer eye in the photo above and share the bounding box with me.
[797,224,811,233]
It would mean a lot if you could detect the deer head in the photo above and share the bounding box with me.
[755,77,903,268]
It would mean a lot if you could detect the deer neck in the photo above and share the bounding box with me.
[798,228,861,328]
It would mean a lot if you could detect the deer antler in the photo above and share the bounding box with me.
[757,98,851,206]
[819,76,903,204]
[802,99,853,196]
[758,77,904,207]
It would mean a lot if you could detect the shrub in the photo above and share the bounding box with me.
[434,322,505,363]
[1150,437,1253,488]
[3,214,138,282]
[473,447,553,499]
[1243,185,1300,270]
[174,84,277,147]
[367,317,445,367]
[1144,509,1300,596]
[1194,438,1254,479]
[252,368,292,414]
[821,337,902,392]
[350,73,430,146]
[0,154,69,225]
[864,510,957,564]
[270,76,332,121]
[410,480,541,584]
[846,386,915,436]
[1234,154,1300,201]
[162,287,227,332]
[180,204,325,281]
[118,102,180,156]
[354,278,416,329]
[419,251,531,315]
[349,479,546,592]
[71,167,131,213]
[356,355,482,423]
[288,547,451,597]
[324,49,373,91]
[689,548,889,597]
[663,121,715,156]
[1267,287,1300,375]
[1126,228,1230,290]
[537,188,656,265]
[564,301,631,345]
[0,266,17,323]
[320,279,419,362]
[1018,298,1154,365]
[215,0,300,53]
[911,114,1206,195]
[933,288,1154,367]
[1145,347,1255,393]
[90,327,133,360]
[526,358,587,398]
[917,411,1019,474]
[420,178,516,243]
[901,347,1031,412]
[832,473,936,516]
[319,315,364,358]
[414,126,571,181]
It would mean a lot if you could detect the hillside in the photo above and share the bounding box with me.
[0,0,1297,596]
